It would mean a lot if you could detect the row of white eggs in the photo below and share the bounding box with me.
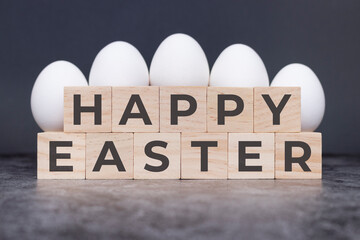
[31,33,325,133]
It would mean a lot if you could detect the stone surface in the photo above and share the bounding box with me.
[0,154,359,240]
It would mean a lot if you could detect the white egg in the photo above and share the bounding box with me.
[210,44,269,87]
[31,61,88,131]
[89,41,149,86]
[150,33,209,86]
[271,63,325,132]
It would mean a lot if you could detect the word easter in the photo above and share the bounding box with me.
[37,86,322,180]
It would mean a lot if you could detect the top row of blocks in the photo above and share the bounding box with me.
[63,86,301,133]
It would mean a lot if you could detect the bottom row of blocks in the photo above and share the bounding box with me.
[38,132,322,180]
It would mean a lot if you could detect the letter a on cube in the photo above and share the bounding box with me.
[112,87,159,132]
[86,133,134,179]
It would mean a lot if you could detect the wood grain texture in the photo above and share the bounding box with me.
[207,87,253,132]
[86,133,134,179]
[228,133,274,179]
[37,132,85,179]
[112,87,159,132]
[254,87,301,133]
[134,133,180,179]
[181,133,227,179]
[160,87,206,132]
[275,132,322,179]
[64,86,112,133]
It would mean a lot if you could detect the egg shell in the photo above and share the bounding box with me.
[271,63,325,132]
[89,41,149,86]
[210,44,269,87]
[31,61,88,131]
[150,33,209,86]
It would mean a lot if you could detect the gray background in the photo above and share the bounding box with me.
[0,0,359,155]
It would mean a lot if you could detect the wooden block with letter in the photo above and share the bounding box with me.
[207,87,253,132]
[228,133,274,179]
[64,86,112,133]
[37,132,85,179]
[181,133,227,179]
[254,87,301,133]
[112,86,159,132]
[86,133,134,179]
[134,133,180,179]
[160,86,206,132]
[275,132,322,179]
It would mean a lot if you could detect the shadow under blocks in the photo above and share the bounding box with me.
[37,86,322,180]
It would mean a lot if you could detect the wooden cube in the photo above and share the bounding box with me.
[37,132,85,179]
[254,87,301,133]
[86,133,134,179]
[207,87,253,132]
[181,133,227,179]
[134,133,180,179]
[160,87,206,132]
[64,86,112,132]
[228,133,274,179]
[275,132,322,179]
[112,87,159,132]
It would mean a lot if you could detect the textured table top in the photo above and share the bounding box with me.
[0,155,359,240]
